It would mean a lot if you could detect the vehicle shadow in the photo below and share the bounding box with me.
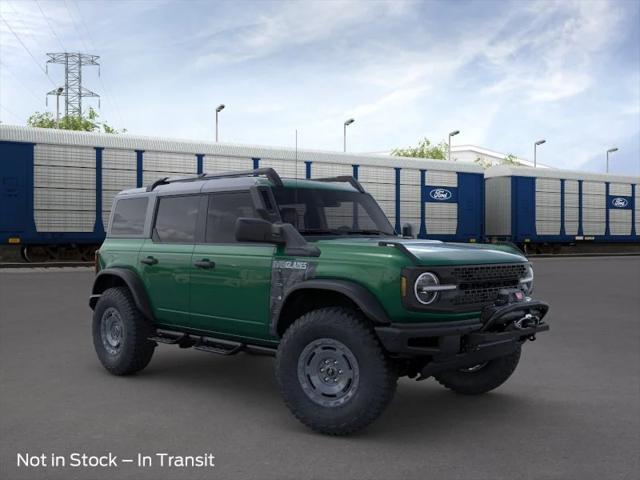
[116,349,561,441]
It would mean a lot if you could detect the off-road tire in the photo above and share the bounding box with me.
[92,287,155,375]
[434,346,521,395]
[276,307,397,435]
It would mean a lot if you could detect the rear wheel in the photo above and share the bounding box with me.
[434,346,521,395]
[276,307,397,435]
[92,287,155,375]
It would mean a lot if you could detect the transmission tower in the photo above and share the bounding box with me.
[46,53,100,117]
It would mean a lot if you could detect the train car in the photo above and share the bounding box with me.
[484,165,639,249]
[0,125,485,260]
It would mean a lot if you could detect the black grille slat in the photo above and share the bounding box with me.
[442,264,526,308]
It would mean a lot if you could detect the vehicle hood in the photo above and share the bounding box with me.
[313,237,527,265]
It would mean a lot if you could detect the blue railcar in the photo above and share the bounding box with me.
[0,125,485,259]
[485,165,639,246]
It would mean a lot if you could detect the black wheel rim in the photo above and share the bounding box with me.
[101,307,124,355]
[297,338,360,408]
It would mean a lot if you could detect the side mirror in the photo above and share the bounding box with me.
[235,217,320,257]
[235,218,284,244]
[401,223,413,238]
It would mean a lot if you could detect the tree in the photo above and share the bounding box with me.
[27,107,126,134]
[474,152,522,169]
[391,138,449,160]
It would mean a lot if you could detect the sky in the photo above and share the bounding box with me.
[0,0,639,175]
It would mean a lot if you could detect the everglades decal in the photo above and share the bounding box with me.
[269,259,317,335]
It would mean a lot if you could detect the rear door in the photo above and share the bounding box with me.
[189,191,274,339]
[138,194,203,327]
[0,142,31,236]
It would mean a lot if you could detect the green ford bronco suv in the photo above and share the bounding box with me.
[90,168,549,435]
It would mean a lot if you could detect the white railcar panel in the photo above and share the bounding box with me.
[399,201,421,220]
[609,210,631,235]
[203,155,253,173]
[564,191,579,208]
[484,177,511,236]
[426,203,457,234]
[536,191,561,206]
[310,162,353,178]
[536,221,561,235]
[34,165,95,190]
[103,169,137,191]
[609,183,632,196]
[143,151,196,173]
[425,170,457,187]
[583,222,605,235]
[34,210,95,232]
[103,149,136,171]
[259,158,306,179]
[360,182,395,201]
[400,169,421,186]
[636,187,640,234]
[565,222,579,235]
[536,178,561,193]
[34,188,95,210]
[582,181,605,195]
[582,194,605,209]
[358,166,395,184]
[565,180,579,194]
[399,184,421,202]
[34,144,95,168]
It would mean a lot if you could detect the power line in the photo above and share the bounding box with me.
[0,15,57,87]
[0,103,23,123]
[62,0,90,52]
[70,0,126,127]
[0,60,44,104]
[34,0,66,51]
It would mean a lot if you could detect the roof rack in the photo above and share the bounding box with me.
[314,175,365,193]
[146,168,283,191]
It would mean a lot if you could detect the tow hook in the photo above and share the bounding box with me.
[513,313,539,330]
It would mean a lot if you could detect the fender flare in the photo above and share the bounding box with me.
[275,279,391,334]
[89,268,154,321]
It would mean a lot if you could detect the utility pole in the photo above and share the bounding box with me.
[606,148,618,173]
[448,130,460,161]
[343,118,355,152]
[534,139,546,168]
[215,104,225,142]
[55,87,63,127]
[46,53,100,117]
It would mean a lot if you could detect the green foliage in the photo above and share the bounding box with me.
[27,107,126,134]
[474,153,523,169]
[391,138,449,160]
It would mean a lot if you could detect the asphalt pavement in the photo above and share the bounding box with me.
[1,257,639,480]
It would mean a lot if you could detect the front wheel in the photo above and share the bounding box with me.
[276,307,397,435]
[92,287,156,375]
[434,346,521,395]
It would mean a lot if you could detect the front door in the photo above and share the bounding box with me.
[138,194,203,327]
[189,192,274,340]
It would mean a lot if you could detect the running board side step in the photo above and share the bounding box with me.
[148,329,277,357]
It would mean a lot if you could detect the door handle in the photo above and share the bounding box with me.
[193,259,215,269]
[140,256,158,265]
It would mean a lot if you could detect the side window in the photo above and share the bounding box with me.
[110,197,148,236]
[153,195,200,243]
[205,192,257,243]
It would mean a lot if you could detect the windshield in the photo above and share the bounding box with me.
[272,187,396,237]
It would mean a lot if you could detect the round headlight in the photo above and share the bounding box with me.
[519,264,534,295]
[414,272,440,305]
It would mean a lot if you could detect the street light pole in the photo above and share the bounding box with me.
[343,118,355,152]
[534,139,546,168]
[606,147,618,173]
[55,87,64,128]
[448,130,460,161]
[215,104,225,142]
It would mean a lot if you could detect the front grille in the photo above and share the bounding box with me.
[450,264,526,306]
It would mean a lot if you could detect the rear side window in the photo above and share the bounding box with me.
[153,195,201,243]
[110,197,148,236]
[205,192,257,243]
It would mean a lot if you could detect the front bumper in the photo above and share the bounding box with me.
[375,296,549,377]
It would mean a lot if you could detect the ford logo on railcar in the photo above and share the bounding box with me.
[612,197,628,208]
[429,188,452,201]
